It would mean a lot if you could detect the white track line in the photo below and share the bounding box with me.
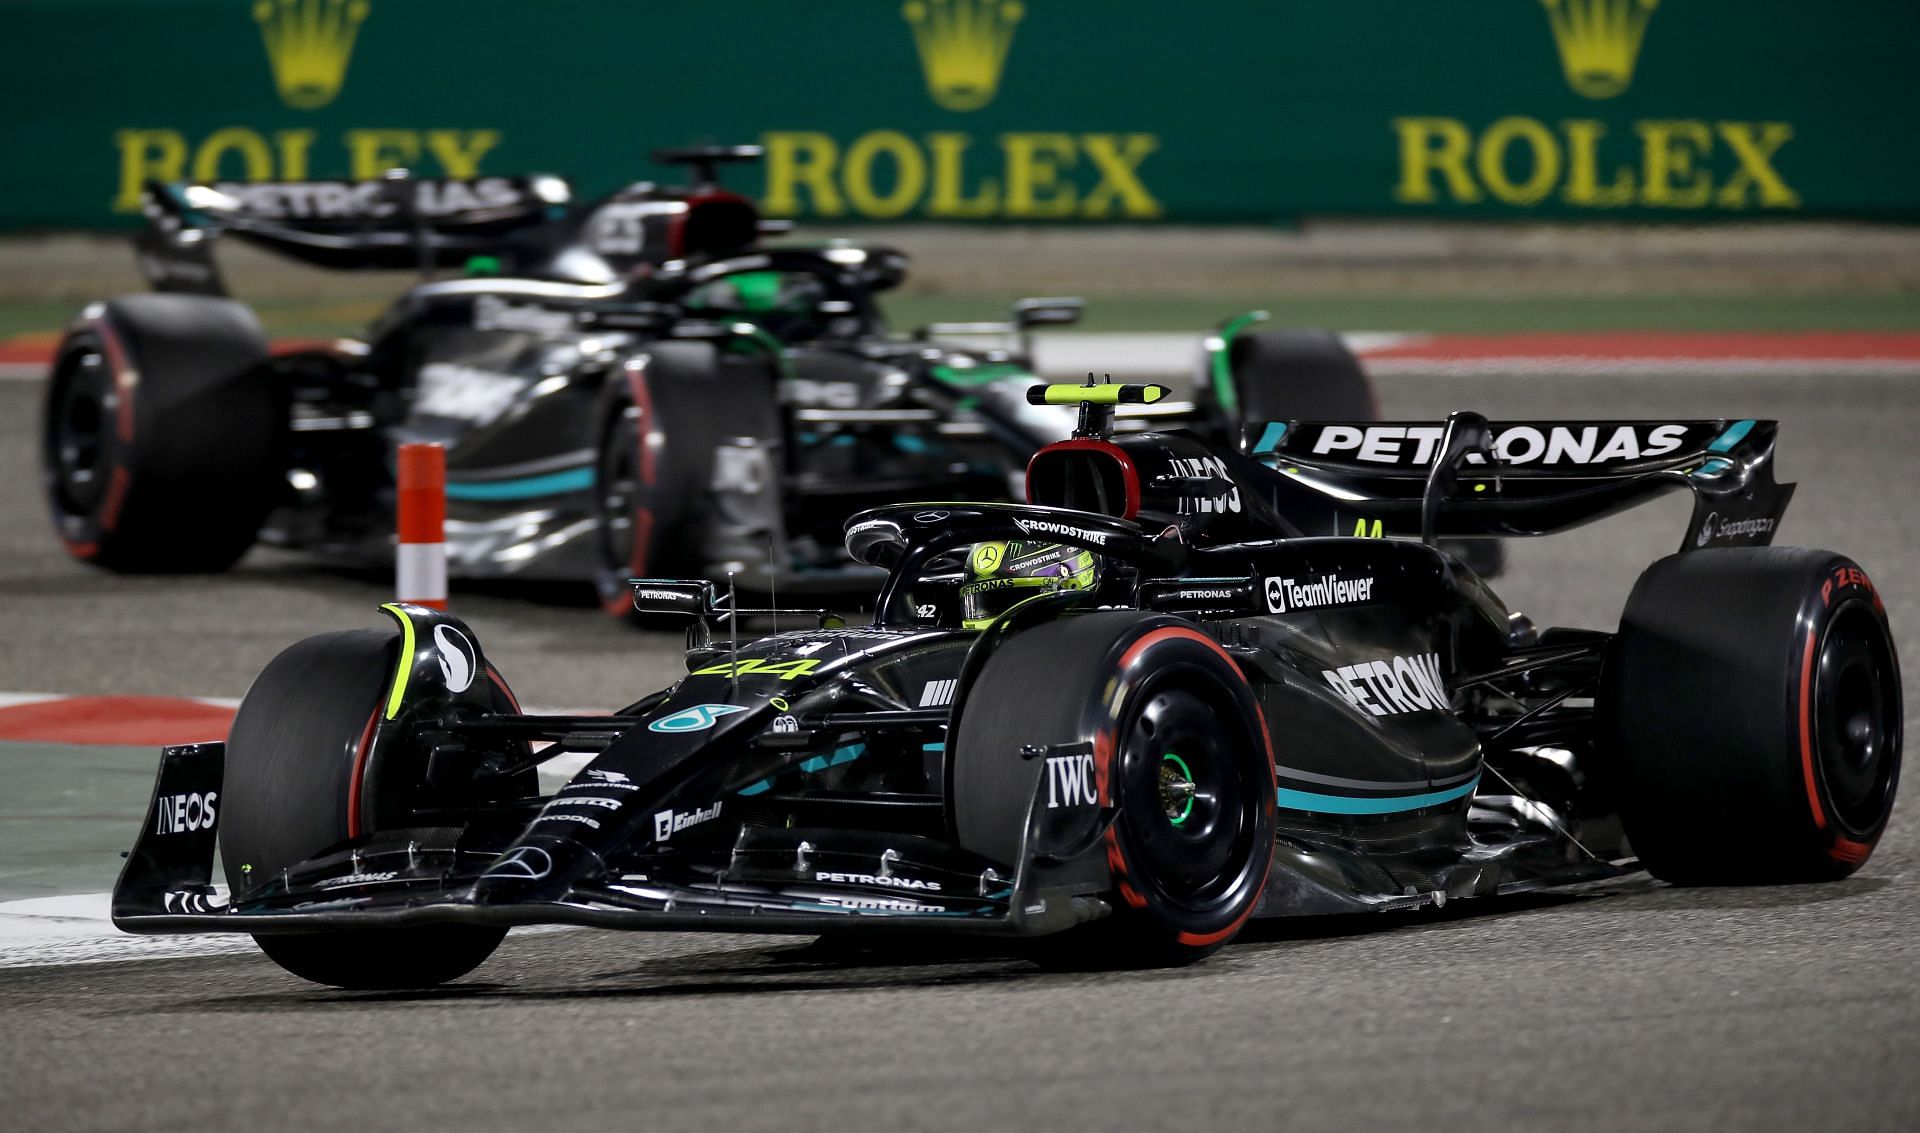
[0,707,597,969]
[0,891,577,970]
[1363,357,1920,377]
[0,892,258,970]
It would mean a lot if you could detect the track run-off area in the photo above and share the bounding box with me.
[0,340,1916,1131]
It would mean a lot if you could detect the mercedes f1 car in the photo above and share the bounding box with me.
[112,385,1901,987]
[41,147,1372,607]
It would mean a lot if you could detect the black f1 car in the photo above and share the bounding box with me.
[41,147,1371,608]
[112,385,1901,987]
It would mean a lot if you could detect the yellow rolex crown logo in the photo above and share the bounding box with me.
[254,0,370,110]
[1540,0,1657,100]
[902,0,1024,112]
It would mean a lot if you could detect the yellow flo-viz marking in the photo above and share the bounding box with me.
[378,602,416,719]
[1035,383,1167,405]
[691,658,823,681]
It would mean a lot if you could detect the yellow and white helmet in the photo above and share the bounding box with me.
[958,540,1099,630]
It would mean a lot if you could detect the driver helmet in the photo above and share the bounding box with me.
[959,540,1098,630]
[689,270,815,315]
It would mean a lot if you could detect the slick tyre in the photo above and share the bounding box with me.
[594,341,780,618]
[1602,548,1901,884]
[951,613,1276,966]
[222,630,509,989]
[42,295,282,572]
[1220,327,1376,426]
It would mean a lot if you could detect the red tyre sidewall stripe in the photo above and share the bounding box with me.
[1810,567,1893,864]
[1796,626,1827,831]
[98,466,131,533]
[601,365,660,615]
[346,706,380,839]
[90,318,136,445]
[72,319,135,543]
[487,665,522,713]
[624,366,658,486]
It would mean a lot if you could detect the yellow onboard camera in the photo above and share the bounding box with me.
[1026,378,1169,437]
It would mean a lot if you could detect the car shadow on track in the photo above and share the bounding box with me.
[122,874,1892,1014]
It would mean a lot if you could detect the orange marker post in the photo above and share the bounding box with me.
[396,442,448,609]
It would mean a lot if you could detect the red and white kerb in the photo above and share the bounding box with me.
[396,442,448,610]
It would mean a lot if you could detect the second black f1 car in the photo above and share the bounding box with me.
[41,147,1371,607]
[113,386,1901,987]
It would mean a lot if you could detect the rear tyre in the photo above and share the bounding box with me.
[1219,327,1376,425]
[42,295,282,572]
[222,629,508,989]
[950,613,1275,966]
[1602,548,1901,884]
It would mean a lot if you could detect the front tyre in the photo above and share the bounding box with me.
[1602,548,1901,884]
[222,629,509,989]
[951,613,1276,965]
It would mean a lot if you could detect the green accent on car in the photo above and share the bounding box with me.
[727,271,786,313]
[1034,382,1167,405]
[464,255,501,276]
[378,603,417,720]
[1207,309,1270,416]
[930,361,1033,388]
[1162,752,1196,825]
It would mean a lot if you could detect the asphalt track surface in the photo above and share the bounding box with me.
[1,369,1917,1131]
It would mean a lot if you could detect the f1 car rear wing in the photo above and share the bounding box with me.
[136,175,573,291]
[1244,414,1795,552]
[135,147,784,296]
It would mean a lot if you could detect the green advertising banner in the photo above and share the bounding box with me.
[1,0,1915,229]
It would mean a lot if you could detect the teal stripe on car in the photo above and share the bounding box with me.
[737,743,868,796]
[1707,419,1756,452]
[1276,774,1479,815]
[444,466,595,500]
[1695,419,1756,478]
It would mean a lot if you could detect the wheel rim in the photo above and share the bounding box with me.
[45,343,117,517]
[1118,685,1259,910]
[1160,753,1197,826]
[1814,602,1901,835]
